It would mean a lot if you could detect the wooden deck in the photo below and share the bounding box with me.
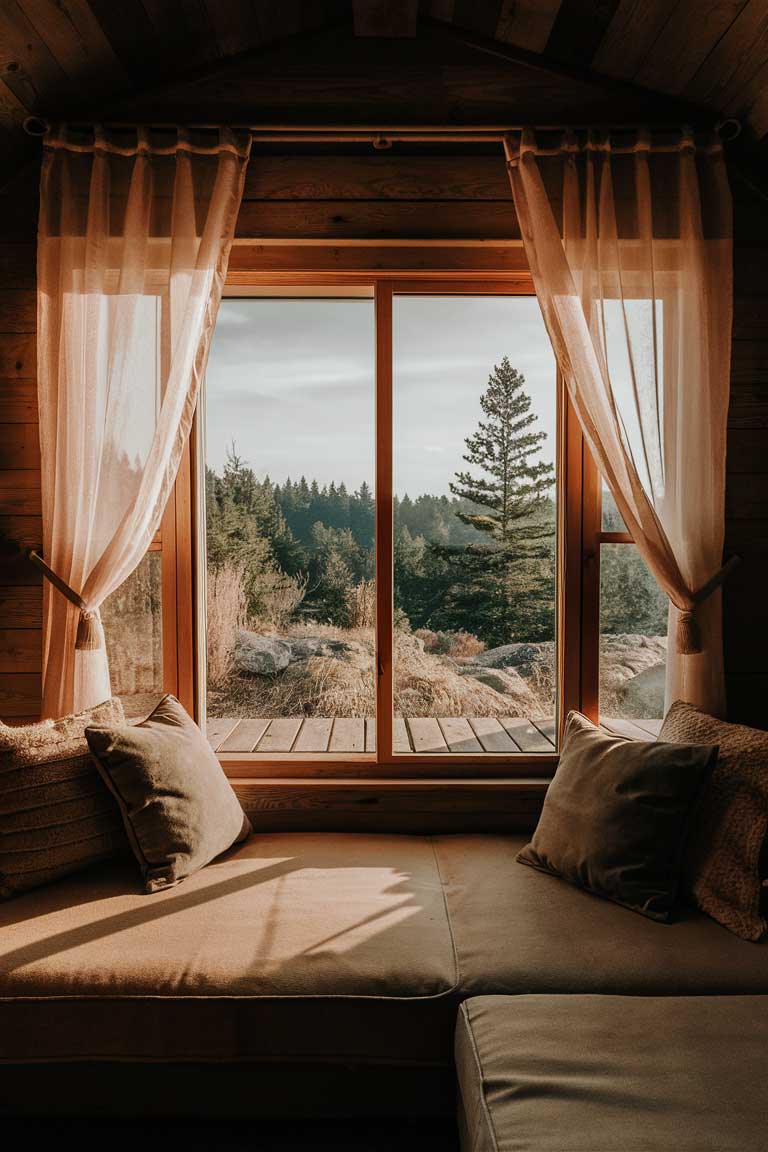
[207,715,558,754]
[207,714,663,754]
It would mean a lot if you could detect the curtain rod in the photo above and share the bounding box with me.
[23,118,742,142]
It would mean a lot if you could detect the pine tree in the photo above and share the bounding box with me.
[434,357,557,646]
[450,356,554,542]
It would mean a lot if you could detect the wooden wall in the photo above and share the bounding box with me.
[0,149,766,727]
[0,162,40,721]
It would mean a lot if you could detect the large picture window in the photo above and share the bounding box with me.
[200,280,562,767]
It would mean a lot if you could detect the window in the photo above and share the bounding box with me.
[199,280,563,767]
[99,292,187,718]
[592,478,668,723]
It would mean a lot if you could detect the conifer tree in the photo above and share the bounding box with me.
[434,357,556,646]
[450,356,554,543]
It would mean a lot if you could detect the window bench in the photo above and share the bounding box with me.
[1,833,766,1122]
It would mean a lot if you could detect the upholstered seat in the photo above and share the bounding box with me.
[1,832,766,1114]
[0,833,459,1066]
[456,994,768,1151]
[434,834,768,996]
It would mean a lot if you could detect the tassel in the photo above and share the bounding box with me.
[676,608,701,655]
[76,609,102,651]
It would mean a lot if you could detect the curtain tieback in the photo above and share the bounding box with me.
[27,549,103,651]
[675,554,740,655]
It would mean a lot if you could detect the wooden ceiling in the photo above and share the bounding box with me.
[1,1,767,178]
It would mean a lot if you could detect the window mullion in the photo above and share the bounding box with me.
[374,281,394,765]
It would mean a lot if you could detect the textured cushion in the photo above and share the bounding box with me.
[660,700,768,941]
[86,694,251,892]
[434,834,768,995]
[0,833,459,1065]
[517,711,717,920]
[0,698,127,899]
[456,994,768,1152]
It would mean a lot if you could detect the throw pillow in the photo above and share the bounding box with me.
[660,700,768,941]
[86,694,251,892]
[0,697,127,899]
[517,710,718,921]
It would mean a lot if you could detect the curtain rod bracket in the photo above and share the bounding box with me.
[23,116,49,137]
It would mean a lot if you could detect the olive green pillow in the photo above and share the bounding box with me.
[518,711,718,921]
[660,701,768,941]
[86,695,251,893]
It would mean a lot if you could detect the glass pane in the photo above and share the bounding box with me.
[393,295,558,754]
[204,297,376,756]
[601,480,628,532]
[599,543,668,721]
[101,551,163,718]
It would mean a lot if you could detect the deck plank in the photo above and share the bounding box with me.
[500,717,553,753]
[217,718,271,753]
[293,717,333,752]
[394,717,411,753]
[438,717,483,754]
[407,717,448,753]
[365,717,376,752]
[602,716,657,742]
[468,717,518,753]
[255,718,302,753]
[329,717,366,753]
[206,718,239,751]
[631,718,662,738]
[531,717,557,744]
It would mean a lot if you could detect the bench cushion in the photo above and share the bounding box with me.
[0,833,458,1064]
[456,994,768,1151]
[435,834,768,995]
[2,832,767,1071]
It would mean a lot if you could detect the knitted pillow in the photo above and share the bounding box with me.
[660,701,768,941]
[0,698,128,899]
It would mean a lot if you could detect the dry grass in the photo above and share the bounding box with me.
[207,624,553,719]
[206,564,248,688]
[345,578,376,629]
[415,628,486,659]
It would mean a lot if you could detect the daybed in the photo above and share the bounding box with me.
[1,832,766,1129]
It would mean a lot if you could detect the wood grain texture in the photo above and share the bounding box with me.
[0,625,40,670]
[244,155,510,201]
[235,200,520,240]
[495,0,562,53]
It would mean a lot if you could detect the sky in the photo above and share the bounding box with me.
[204,295,557,498]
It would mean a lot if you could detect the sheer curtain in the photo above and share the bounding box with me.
[37,125,250,718]
[505,127,733,716]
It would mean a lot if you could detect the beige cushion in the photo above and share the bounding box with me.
[0,698,127,899]
[660,700,768,941]
[517,711,716,921]
[456,994,768,1152]
[86,695,251,892]
[0,832,458,1064]
[434,834,768,995]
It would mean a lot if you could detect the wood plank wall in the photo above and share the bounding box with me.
[0,162,40,721]
[0,151,766,727]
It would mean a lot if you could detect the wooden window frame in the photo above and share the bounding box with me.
[174,268,591,779]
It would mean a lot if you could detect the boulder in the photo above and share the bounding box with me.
[619,663,666,719]
[288,636,371,664]
[474,641,556,679]
[461,666,539,712]
[234,631,291,675]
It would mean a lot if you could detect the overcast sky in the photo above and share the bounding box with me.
[205,296,556,498]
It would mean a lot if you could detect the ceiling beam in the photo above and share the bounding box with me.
[353,0,418,37]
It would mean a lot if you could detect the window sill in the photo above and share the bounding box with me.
[229,775,550,833]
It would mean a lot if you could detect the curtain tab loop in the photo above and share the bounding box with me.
[680,125,696,155]
[75,608,102,651]
[635,127,651,154]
